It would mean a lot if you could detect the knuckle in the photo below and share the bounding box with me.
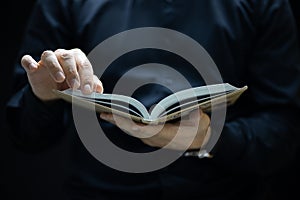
[48,60,58,69]
[42,51,56,64]
[66,66,77,74]
[64,68,78,80]
[60,52,74,61]
[81,76,93,84]
[45,60,61,73]
[55,49,74,61]
[72,48,84,55]
[79,59,91,69]
[54,48,65,54]
[41,50,53,58]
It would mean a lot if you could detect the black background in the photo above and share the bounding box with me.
[0,1,68,199]
[0,1,299,199]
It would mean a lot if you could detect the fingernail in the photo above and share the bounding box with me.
[69,79,80,89]
[100,113,107,119]
[55,71,65,82]
[83,84,92,93]
[29,63,37,70]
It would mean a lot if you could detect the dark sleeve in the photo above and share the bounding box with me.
[210,0,300,176]
[6,0,74,152]
[6,86,66,152]
[10,0,75,95]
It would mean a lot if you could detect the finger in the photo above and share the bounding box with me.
[100,113,151,138]
[41,50,66,83]
[140,125,175,148]
[137,123,165,138]
[108,114,137,131]
[55,49,80,89]
[179,109,204,126]
[93,75,104,93]
[189,109,202,120]
[72,48,94,94]
[199,111,210,128]
[100,113,137,136]
[202,126,211,146]
[176,109,201,126]
[100,113,117,125]
[21,55,38,73]
[178,119,197,126]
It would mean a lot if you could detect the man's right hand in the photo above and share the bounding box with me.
[21,48,103,101]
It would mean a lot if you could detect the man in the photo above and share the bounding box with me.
[6,0,300,199]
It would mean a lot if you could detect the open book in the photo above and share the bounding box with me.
[53,83,248,124]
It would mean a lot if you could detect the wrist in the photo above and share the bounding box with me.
[184,126,213,158]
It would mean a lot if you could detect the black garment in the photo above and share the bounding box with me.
[6,0,300,199]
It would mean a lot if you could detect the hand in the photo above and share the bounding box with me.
[21,48,103,101]
[100,109,211,151]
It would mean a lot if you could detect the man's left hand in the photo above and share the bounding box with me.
[100,109,211,151]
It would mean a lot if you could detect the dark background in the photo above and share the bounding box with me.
[0,1,69,200]
[0,1,299,199]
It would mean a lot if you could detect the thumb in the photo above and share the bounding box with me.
[21,55,39,73]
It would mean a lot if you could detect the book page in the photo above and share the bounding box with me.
[53,89,151,119]
[53,84,247,125]
[146,85,248,124]
[149,83,239,119]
